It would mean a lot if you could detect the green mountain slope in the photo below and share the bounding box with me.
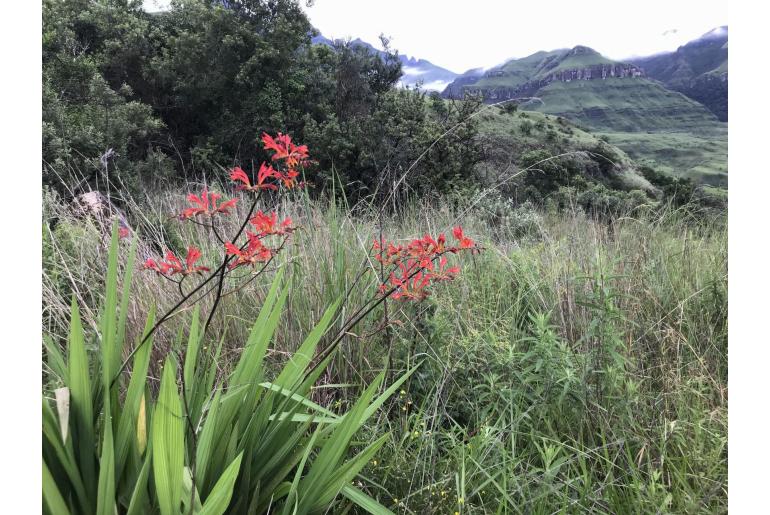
[631,27,727,121]
[442,45,727,185]
[474,105,656,193]
[526,78,719,132]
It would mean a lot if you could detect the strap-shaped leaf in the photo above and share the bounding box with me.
[341,484,394,515]
[153,358,184,515]
[43,460,71,515]
[95,398,115,515]
[199,452,244,515]
[66,295,96,503]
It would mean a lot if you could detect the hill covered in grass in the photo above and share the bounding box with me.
[472,104,656,193]
[442,45,727,185]
[631,27,728,120]
[442,46,720,131]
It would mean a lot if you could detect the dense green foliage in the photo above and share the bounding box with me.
[43,192,728,513]
[42,0,480,199]
[42,2,727,513]
[43,227,411,514]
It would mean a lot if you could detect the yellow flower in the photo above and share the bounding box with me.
[458,497,465,504]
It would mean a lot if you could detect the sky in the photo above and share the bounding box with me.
[143,1,727,73]
[302,0,727,72]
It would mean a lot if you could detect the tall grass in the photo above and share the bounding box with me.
[43,188,727,513]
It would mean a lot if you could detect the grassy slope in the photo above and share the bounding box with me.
[528,78,720,131]
[474,105,655,192]
[597,128,728,186]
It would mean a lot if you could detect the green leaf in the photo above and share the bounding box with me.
[126,445,153,515]
[95,398,116,515]
[195,387,226,496]
[153,358,184,515]
[43,460,71,515]
[199,452,243,515]
[101,222,121,395]
[66,296,96,502]
[230,268,286,388]
[274,298,340,390]
[43,334,66,382]
[183,305,202,401]
[341,484,394,515]
[115,306,155,482]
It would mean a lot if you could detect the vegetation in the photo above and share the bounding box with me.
[44,182,727,513]
[41,1,727,513]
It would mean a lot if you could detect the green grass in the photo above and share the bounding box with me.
[43,189,727,513]
[598,128,728,186]
[527,78,721,132]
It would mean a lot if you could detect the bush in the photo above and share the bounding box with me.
[473,193,545,241]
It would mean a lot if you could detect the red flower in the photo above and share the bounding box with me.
[279,169,304,189]
[261,132,309,168]
[373,239,405,265]
[427,257,460,282]
[184,246,210,274]
[180,188,238,220]
[381,260,431,301]
[249,211,295,236]
[230,164,279,192]
[225,233,274,269]
[452,226,475,251]
[144,247,209,276]
[118,227,130,240]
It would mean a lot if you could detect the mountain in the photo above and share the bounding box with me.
[441,46,719,132]
[311,33,459,91]
[440,45,726,185]
[630,27,728,121]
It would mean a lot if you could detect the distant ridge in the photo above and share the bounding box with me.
[311,32,459,91]
[630,26,727,120]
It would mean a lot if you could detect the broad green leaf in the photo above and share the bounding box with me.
[230,268,285,388]
[361,362,422,423]
[101,222,120,395]
[260,382,338,419]
[182,466,203,514]
[183,305,201,401]
[195,387,225,496]
[126,445,152,515]
[153,358,184,515]
[341,484,394,515]
[66,296,96,502]
[95,398,116,515]
[115,306,154,481]
[199,452,243,515]
[42,400,89,513]
[43,460,71,515]
[274,298,340,390]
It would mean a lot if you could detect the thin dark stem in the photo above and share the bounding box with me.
[203,198,259,334]
[307,252,449,377]
[111,197,260,387]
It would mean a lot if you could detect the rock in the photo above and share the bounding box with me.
[71,191,132,238]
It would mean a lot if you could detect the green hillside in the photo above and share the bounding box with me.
[442,45,727,184]
[631,27,728,120]
[525,78,720,132]
[597,128,728,186]
[474,105,656,193]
